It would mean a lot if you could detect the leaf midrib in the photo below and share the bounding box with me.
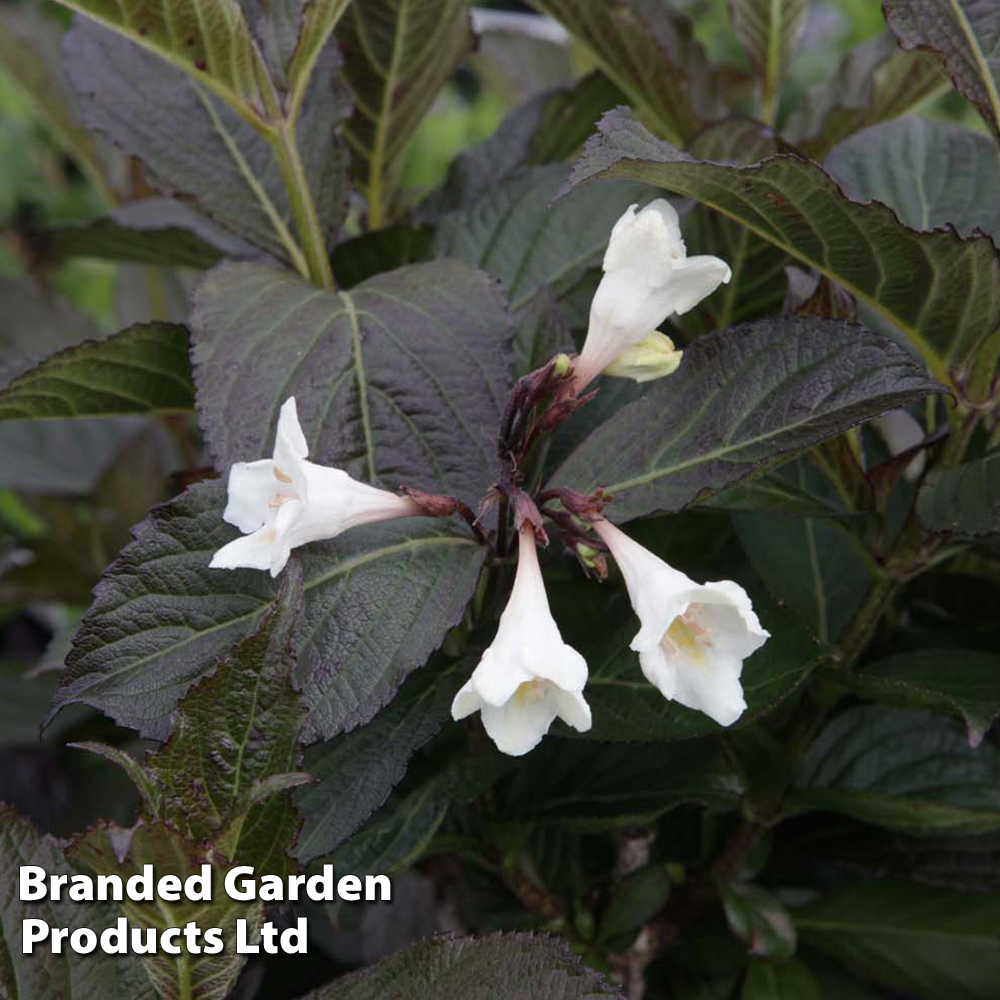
[946,0,1000,131]
[340,291,378,482]
[366,0,410,222]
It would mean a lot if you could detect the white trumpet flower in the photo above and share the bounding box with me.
[574,199,731,389]
[452,525,592,755]
[594,519,768,726]
[210,398,421,577]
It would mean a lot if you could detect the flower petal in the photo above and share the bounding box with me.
[603,199,684,282]
[451,678,483,721]
[669,651,747,727]
[222,460,279,533]
[660,255,732,316]
[554,688,592,733]
[699,583,769,658]
[275,397,309,459]
[468,646,533,707]
[525,640,589,694]
[210,526,287,574]
[479,694,560,757]
[638,644,679,701]
[273,397,310,501]
[282,464,419,550]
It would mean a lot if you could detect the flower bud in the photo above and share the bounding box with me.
[552,353,573,378]
[602,331,683,383]
[575,543,608,580]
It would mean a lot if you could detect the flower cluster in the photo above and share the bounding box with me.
[211,201,767,756]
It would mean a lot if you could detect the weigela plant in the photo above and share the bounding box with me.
[2,1,1000,1000]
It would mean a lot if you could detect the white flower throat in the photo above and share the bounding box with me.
[663,605,713,663]
[514,679,547,705]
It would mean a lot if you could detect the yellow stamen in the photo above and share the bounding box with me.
[662,606,712,663]
[273,466,293,484]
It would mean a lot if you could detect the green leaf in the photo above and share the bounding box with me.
[326,745,514,873]
[40,218,224,270]
[918,450,1000,537]
[525,71,625,166]
[69,741,162,813]
[565,107,1000,393]
[847,649,1000,747]
[330,223,433,288]
[0,285,161,494]
[572,593,825,742]
[0,323,194,422]
[710,440,873,519]
[0,277,102,386]
[802,954,882,1000]
[504,740,741,831]
[296,932,626,1000]
[285,0,353,117]
[727,0,807,115]
[734,506,873,642]
[433,165,650,313]
[679,120,788,337]
[53,480,485,741]
[792,706,1000,834]
[804,824,1000,894]
[0,418,153,495]
[61,576,307,997]
[66,21,349,262]
[68,820,262,1000]
[146,561,305,874]
[722,883,796,960]
[38,198,254,269]
[524,0,723,145]
[0,804,157,1000]
[598,865,670,945]
[550,316,944,522]
[421,72,622,220]
[826,117,1000,241]
[336,0,473,225]
[885,0,1000,144]
[0,6,114,201]
[329,781,449,876]
[783,32,945,158]
[54,0,271,122]
[795,881,1000,1000]
[741,959,823,1000]
[294,656,469,863]
[191,259,512,506]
